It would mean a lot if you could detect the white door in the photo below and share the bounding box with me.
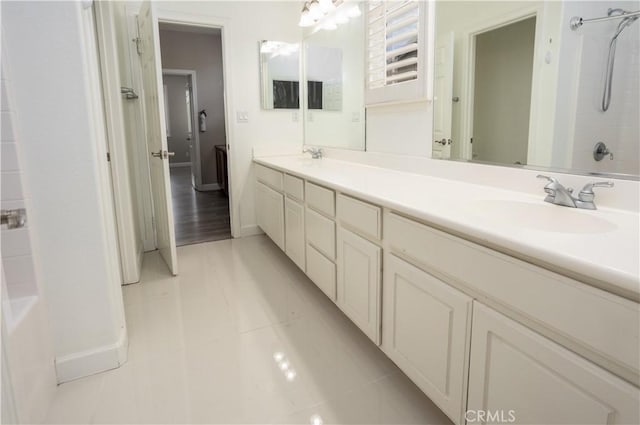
[432,32,454,159]
[468,302,640,425]
[382,254,472,425]
[336,228,381,344]
[138,1,178,274]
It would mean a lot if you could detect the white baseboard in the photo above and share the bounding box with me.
[169,162,191,168]
[196,183,221,191]
[55,328,128,384]
[239,224,263,238]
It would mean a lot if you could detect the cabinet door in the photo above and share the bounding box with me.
[468,302,640,425]
[382,254,472,425]
[285,197,305,271]
[306,244,336,301]
[336,228,381,344]
[255,181,284,250]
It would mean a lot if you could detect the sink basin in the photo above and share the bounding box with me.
[469,200,618,234]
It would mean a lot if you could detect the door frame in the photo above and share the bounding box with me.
[154,9,237,238]
[124,6,238,244]
[161,68,203,190]
[460,6,540,162]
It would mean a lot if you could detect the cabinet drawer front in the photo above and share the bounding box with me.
[285,198,305,271]
[337,228,382,344]
[385,211,640,380]
[306,244,336,300]
[255,164,283,192]
[337,194,381,240]
[468,303,640,425]
[383,254,472,424]
[305,181,335,217]
[284,174,304,201]
[306,208,336,260]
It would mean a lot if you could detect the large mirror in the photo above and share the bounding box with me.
[432,1,639,178]
[259,40,300,109]
[303,2,365,150]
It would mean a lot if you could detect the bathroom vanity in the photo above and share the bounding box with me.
[254,156,639,425]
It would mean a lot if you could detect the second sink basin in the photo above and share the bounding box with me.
[469,200,618,234]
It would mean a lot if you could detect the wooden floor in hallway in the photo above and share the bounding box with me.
[170,166,231,246]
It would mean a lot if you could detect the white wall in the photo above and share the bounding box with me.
[159,29,227,186]
[1,41,56,424]
[554,1,639,175]
[2,1,127,382]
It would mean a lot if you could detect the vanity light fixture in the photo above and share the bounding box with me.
[299,0,361,30]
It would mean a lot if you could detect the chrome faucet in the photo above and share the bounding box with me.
[303,147,323,159]
[537,175,613,210]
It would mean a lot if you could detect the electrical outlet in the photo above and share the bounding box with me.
[292,111,299,122]
[352,112,360,122]
[236,111,249,123]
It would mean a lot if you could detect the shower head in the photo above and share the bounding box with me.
[608,8,639,40]
[613,15,638,40]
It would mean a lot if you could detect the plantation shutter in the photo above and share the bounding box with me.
[365,0,430,105]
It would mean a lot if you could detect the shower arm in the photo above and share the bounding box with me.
[570,10,640,30]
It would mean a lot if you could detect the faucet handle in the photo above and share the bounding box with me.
[578,181,614,202]
[536,174,558,183]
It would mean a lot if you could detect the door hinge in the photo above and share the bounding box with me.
[132,37,142,55]
[106,152,111,162]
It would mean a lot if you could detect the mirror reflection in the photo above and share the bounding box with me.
[303,2,365,150]
[432,1,639,177]
[259,40,300,110]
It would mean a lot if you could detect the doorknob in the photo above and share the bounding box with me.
[151,150,175,159]
[1,208,27,229]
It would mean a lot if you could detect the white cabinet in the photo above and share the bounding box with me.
[284,197,305,271]
[337,228,381,344]
[306,244,336,300]
[382,254,472,425]
[255,181,284,250]
[468,302,640,425]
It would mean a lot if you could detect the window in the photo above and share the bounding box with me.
[365,0,432,105]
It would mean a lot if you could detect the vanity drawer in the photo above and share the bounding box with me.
[305,181,335,217]
[306,244,336,300]
[385,211,640,381]
[284,174,304,201]
[255,164,283,192]
[337,194,381,241]
[306,207,336,260]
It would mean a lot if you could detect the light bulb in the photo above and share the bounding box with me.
[318,0,335,13]
[299,9,315,27]
[308,0,323,20]
[285,369,297,381]
[310,414,323,425]
[322,19,338,30]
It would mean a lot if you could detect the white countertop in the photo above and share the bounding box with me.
[254,155,640,302]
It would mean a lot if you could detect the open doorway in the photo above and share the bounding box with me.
[158,24,231,246]
[469,16,536,165]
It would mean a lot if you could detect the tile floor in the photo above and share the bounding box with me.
[44,236,452,424]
